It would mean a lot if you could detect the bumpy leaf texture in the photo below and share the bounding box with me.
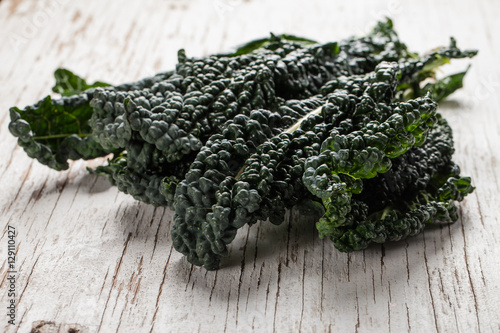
[8,19,476,270]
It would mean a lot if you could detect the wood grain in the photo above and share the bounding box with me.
[0,0,499,332]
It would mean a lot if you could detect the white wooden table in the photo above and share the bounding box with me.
[1,0,499,332]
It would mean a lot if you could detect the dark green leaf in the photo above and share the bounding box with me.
[52,68,110,96]
[9,94,111,170]
[224,33,318,57]
[423,67,470,102]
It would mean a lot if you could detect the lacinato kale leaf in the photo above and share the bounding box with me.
[9,69,174,171]
[52,68,111,96]
[8,19,476,270]
[9,93,108,170]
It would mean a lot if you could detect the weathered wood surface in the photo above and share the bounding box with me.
[0,0,499,332]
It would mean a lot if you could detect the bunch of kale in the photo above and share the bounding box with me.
[9,20,476,270]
